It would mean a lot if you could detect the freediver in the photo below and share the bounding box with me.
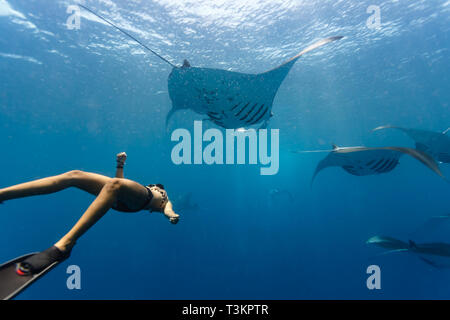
[0,152,179,276]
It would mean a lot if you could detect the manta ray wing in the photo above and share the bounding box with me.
[167,36,343,129]
[413,242,450,257]
[311,145,444,185]
[366,235,410,250]
[382,146,444,178]
[373,125,450,163]
[367,236,450,267]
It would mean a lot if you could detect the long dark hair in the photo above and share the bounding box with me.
[148,184,165,190]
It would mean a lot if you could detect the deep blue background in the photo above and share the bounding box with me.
[0,0,449,299]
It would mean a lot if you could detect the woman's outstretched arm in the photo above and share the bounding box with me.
[164,200,180,224]
[115,152,127,178]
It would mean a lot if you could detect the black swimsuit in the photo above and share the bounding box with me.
[111,185,153,213]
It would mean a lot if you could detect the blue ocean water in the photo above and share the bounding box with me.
[0,0,449,299]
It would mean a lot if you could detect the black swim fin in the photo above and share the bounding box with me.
[0,246,70,300]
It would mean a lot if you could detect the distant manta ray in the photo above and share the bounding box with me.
[294,144,444,185]
[367,235,450,269]
[172,192,199,212]
[79,5,343,129]
[268,188,294,205]
[373,125,450,163]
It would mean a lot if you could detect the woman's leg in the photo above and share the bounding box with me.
[0,170,111,202]
[54,178,149,252]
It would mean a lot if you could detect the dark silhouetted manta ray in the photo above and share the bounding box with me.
[80,5,343,129]
[373,125,450,163]
[269,188,294,202]
[172,192,199,212]
[295,144,444,186]
[367,235,450,269]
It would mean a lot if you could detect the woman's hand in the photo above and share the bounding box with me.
[163,201,179,224]
[115,152,127,178]
[116,152,127,167]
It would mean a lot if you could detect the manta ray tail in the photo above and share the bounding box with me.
[78,4,177,68]
[291,150,334,153]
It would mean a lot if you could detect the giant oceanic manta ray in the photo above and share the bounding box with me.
[367,235,450,268]
[304,144,444,185]
[80,5,343,129]
[373,125,450,163]
[269,188,294,202]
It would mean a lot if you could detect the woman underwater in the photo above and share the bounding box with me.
[0,152,179,275]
